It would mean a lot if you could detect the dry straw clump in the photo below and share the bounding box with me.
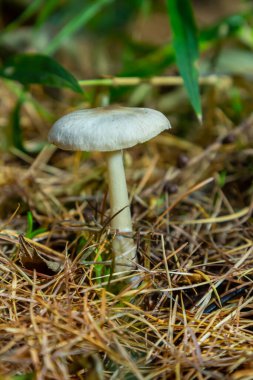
[0,111,253,379]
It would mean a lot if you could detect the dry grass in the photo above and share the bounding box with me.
[0,85,253,380]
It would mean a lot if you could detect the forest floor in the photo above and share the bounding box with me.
[0,72,253,380]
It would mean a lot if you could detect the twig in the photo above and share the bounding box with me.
[78,74,231,88]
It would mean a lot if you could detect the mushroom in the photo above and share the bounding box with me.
[48,105,171,274]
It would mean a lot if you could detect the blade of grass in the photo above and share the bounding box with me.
[3,0,42,33]
[45,0,114,55]
[25,212,47,239]
[26,211,34,237]
[166,0,202,121]
[35,0,60,30]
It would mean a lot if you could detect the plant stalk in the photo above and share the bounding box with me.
[78,74,231,88]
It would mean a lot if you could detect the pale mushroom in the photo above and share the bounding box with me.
[48,105,171,274]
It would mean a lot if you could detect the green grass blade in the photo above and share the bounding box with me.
[45,0,114,55]
[26,211,34,236]
[166,0,202,121]
[35,0,60,30]
[3,0,42,32]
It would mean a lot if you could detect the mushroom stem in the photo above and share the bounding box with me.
[105,150,136,272]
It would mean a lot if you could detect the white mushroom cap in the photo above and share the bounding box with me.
[48,105,171,152]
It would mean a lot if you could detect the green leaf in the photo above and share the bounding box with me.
[26,211,34,237]
[25,211,47,239]
[11,373,35,380]
[0,53,83,94]
[27,227,47,239]
[166,0,202,121]
[217,170,227,188]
